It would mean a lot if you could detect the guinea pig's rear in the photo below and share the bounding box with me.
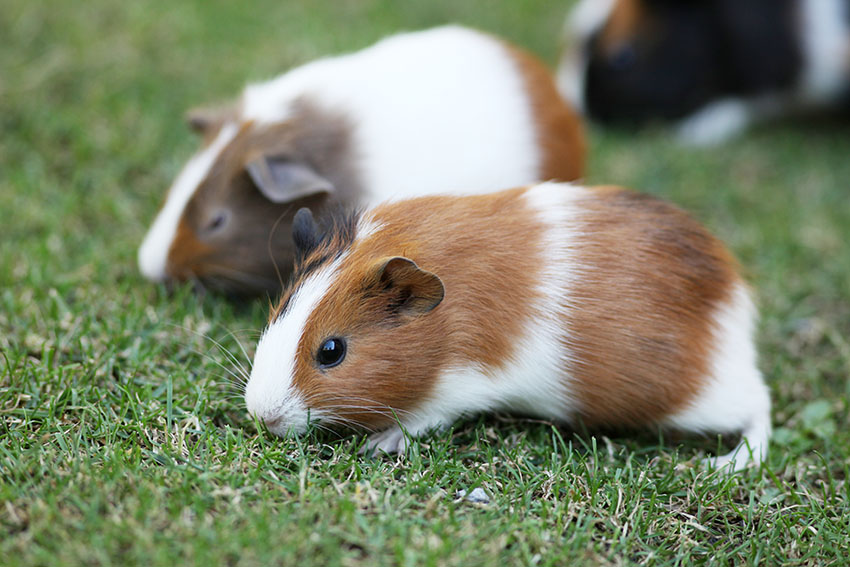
[138,26,585,294]
[245,183,770,471]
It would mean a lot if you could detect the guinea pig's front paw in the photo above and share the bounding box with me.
[702,449,751,473]
[360,426,410,455]
[675,99,751,146]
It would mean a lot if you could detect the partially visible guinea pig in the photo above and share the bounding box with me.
[138,25,585,294]
[244,182,771,471]
[558,0,850,145]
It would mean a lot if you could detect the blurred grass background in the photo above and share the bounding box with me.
[2,1,849,565]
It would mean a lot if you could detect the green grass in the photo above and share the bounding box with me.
[2,1,849,565]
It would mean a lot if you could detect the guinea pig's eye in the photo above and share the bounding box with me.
[205,210,230,234]
[608,43,636,71]
[316,337,346,368]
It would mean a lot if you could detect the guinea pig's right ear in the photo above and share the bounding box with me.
[185,103,235,135]
[246,155,334,204]
[374,257,445,319]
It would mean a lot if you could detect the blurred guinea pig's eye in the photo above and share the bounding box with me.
[317,337,346,368]
[205,210,230,234]
[608,43,636,71]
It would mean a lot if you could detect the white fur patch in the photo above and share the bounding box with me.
[557,0,617,112]
[138,123,238,281]
[355,215,384,241]
[239,26,541,199]
[799,0,850,102]
[568,0,617,39]
[244,258,344,434]
[663,284,771,469]
[394,183,586,435]
[556,44,588,113]
[674,99,754,146]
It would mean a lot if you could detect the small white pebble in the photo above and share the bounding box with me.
[456,487,490,504]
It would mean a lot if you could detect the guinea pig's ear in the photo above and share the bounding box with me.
[246,155,334,204]
[376,257,444,318]
[292,207,320,261]
[185,103,235,135]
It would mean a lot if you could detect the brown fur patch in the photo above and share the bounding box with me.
[284,188,543,430]
[565,186,738,426]
[166,219,214,279]
[601,0,644,52]
[185,102,239,145]
[165,100,361,292]
[503,44,586,182]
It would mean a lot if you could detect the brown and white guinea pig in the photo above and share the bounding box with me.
[244,182,771,471]
[557,0,850,145]
[138,25,585,294]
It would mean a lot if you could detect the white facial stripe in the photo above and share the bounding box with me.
[244,256,346,433]
[558,0,617,112]
[799,0,850,102]
[568,0,617,39]
[137,123,239,281]
[557,48,588,113]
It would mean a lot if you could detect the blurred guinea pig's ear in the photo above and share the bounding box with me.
[184,103,236,135]
[292,207,320,261]
[245,155,334,204]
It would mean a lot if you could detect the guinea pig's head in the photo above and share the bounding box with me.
[244,208,447,437]
[138,99,359,294]
[560,0,724,124]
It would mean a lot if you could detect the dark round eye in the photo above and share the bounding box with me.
[316,337,346,368]
[205,210,230,234]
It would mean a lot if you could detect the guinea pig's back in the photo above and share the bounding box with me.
[553,186,757,427]
[252,26,581,200]
[363,183,765,433]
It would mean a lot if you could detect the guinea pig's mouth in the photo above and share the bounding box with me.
[166,261,283,296]
[261,415,309,438]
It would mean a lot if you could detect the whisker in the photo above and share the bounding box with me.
[182,325,251,383]
[267,205,296,293]
[166,323,251,387]
[221,328,255,374]
[320,415,379,434]
[316,395,414,417]
[200,268,281,294]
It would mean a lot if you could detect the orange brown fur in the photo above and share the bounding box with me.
[287,188,544,430]
[601,0,645,52]
[504,44,586,181]
[565,187,738,426]
[167,219,214,279]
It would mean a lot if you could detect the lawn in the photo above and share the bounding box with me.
[2,1,849,565]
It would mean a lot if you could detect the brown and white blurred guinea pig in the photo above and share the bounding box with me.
[244,182,771,471]
[557,0,850,145]
[137,25,585,294]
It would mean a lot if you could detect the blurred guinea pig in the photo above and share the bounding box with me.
[245,183,771,471]
[138,25,585,294]
[558,0,850,145]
